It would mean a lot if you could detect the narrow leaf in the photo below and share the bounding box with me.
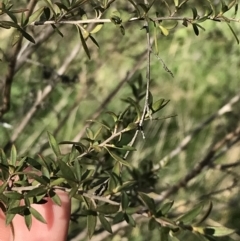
[89,35,100,48]
[28,7,44,24]
[192,23,199,36]
[87,213,97,238]
[227,23,239,44]
[124,213,136,227]
[30,207,47,224]
[159,25,169,36]
[159,200,174,216]
[96,204,119,214]
[138,192,156,214]
[24,208,32,230]
[191,7,198,19]
[121,191,129,211]
[99,214,112,233]
[4,192,23,200]
[49,24,63,37]
[90,23,104,34]
[47,132,61,158]
[177,202,205,224]
[58,160,76,182]
[105,147,131,168]
[77,25,91,59]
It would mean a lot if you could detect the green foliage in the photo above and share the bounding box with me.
[0,0,240,241]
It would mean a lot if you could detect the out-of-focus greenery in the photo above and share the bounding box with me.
[0,0,240,241]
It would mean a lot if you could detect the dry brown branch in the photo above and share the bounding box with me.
[0,0,38,119]
[4,44,81,152]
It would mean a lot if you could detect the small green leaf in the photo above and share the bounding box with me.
[105,147,131,168]
[99,214,112,233]
[10,145,17,167]
[138,192,156,214]
[124,213,136,227]
[210,226,235,236]
[4,8,18,23]
[177,201,205,224]
[24,208,32,230]
[30,207,47,224]
[105,111,118,123]
[28,7,44,24]
[192,23,199,36]
[90,23,104,34]
[0,182,8,194]
[0,163,9,180]
[159,25,169,36]
[8,205,26,214]
[148,217,158,230]
[234,3,238,16]
[196,201,213,225]
[5,213,16,225]
[49,190,61,206]
[76,25,91,59]
[0,149,8,165]
[156,216,178,229]
[74,160,82,181]
[113,211,124,223]
[87,212,97,238]
[69,185,78,198]
[86,127,94,140]
[226,23,239,44]
[0,20,18,28]
[158,200,174,216]
[108,172,121,192]
[114,181,136,192]
[191,7,198,19]
[151,99,170,113]
[26,173,49,185]
[121,191,129,211]
[58,160,76,182]
[4,192,23,200]
[50,177,66,186]
[25,186,47,198]
[194,226,235,237]
[47,132,61,158]
[18,28,35,43]
[50,24,64,37]
[112,161,121,176]
[95,204,119,214]
[197,16,209,23]
[125,122,137,131]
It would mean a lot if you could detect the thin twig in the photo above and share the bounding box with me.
[0,0,38,119]
[31,16,240,26]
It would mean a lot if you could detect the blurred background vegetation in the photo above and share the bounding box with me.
[0,0,240,240]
